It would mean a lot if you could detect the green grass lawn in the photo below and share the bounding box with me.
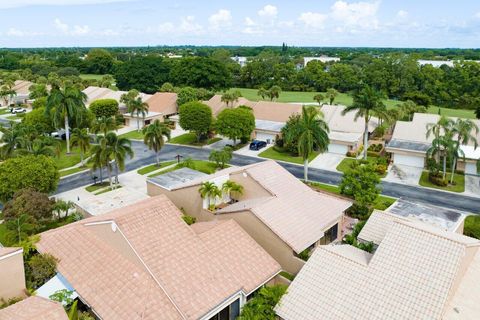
[207,137,222,145]
[0,108,10,115]
[55,141,89,170]
[168,133,221,146]
[419,171,465,193]
[137,161,176,175]
[307,181,396,211]
[227,87,476,119]
[5,114,23,120]
[119,130,144,140]
[464,215,480,239]
[79,74,109,80]
[336,157,387,178]
[259,146,318,164]
[95,185,122,195]
[149,160,220,177]
[59,166,88,177]
[85,182,110,193]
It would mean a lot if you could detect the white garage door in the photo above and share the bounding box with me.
[394,154,425,168]
[256,132,276,144]
[465,163,478,175]
[328,144,348,155]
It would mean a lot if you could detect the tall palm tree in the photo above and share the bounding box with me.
[221,180,244,202]
[426,116,453,164]
[0,123,23,158]
[88,136,108,185]
[104,132,134,187]
[268,85,282,101]
[46,85,87,154]
[91,116,118,137]
[257,87,268,100]
[294,106,330,182]
[142,119,171,166]
[128,97,149,132]
[449,118,479,182]
[70,128,91,167]
[199,181,221,209]
[427,133,453,180]
[342,86,386,159]
[326,88,338,105]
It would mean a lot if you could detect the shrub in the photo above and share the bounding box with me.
[346,203,371,220]
[297,248,311,261]
[182,215,196,225]
[89,99,119,118]
[375,164,387,175]
[25,253,58,290]
[275,138,284,148]
[464,215,480,239]
[429,174,448,187]
[239,285,287,320]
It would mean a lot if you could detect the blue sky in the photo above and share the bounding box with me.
[0,0,479,48]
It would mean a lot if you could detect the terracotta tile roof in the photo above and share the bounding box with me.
[0,296,67,320]
[37,195,279,320]
[0,247,22,258]
[175,161,351,253]
[275,213,480,320]
[146,92,178,115]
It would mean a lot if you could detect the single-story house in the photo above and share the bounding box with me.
[0,296,68,320]
[0,247,26,301]
[147,161,352,274]
[204,94,256,117]
[37,196,281,320]
[275,209,480,320]
[0,80,34,107]
[386,113,480,174]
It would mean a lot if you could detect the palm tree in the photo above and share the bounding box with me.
[221,92,240,108]
[294,106,330,181]
[92,116,118,137]
[53,200,75,220]
[46,85,87,154]
[6,214,35,243]
[257,87,268,100]
[104,132,134,187]
[326,88,338,105]
[142,119,170,166]
[268,85,282,101]
[398,100,426,121]
[427,134,453,180]
[221,180,244,202]
[342,86,386,159]
[28,83,48,99]
[88,136,108,185]
[128,97,149,132]
[426,116,453,164]
[70,128,90,167]
[199,181,221,209]
[313,94,324,106]
[449,118,479,183]
[0,82,16,107]
[0,123,23,158]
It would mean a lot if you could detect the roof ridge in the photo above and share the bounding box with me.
[318,245,371,267]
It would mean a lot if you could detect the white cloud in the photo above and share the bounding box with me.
[299,12,327,29]
[330,0,380,29]
[0,0,134,9]
[209,9,232,30]
[5,27,43,37]
[180,16,203,34]
[245,17,256,26]
[397,10,408,19]
[54,18,90,36]
[258,4,277,18]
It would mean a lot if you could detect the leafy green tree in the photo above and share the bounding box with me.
[142,119,171,166]
[288,106,329,181]
[89,99,119,118]
[179,101,212,142]
[220,91,240,107]
[475,105,480,120]
[22,107,55,134]
[159,82,175,92]
[169,56,231,89]
[402,91,432,107]
[426,116,453,167]
[46,85,87,154]
[84,48,114,74]
[340,163,381,214]
[342,86,386,159]
[3,188,55,227]
[326,88,339,105]
[216,107,255,145]
[25,253,58,290]
[397,100,427,121]
[70,128,90,166]
[32,96,47,109]
[28,83,48,99]
[0,155,59,202]
[176,87,198,106]
[209,147,233,169]
[268,85,282,101]
[53,200,75,220]
[313,93,324,106]
[114,56,170,93]
[238,285,287,320]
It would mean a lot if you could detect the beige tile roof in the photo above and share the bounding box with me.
[0,296,67,320]
[358,210,410,245]
[203,94,255,116]
[0,247,22,258]
[320,104,378,134]
[275,213,480,320]
[12,80,33,96]
[175,161,351,253]
[146,92,178,115]
[37,195,280,320]
[82,86,152,108]
[251,101,302,122]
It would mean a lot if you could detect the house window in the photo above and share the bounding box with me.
[145,119,151,125]
[208,298,240,320]
[319,223,338,245]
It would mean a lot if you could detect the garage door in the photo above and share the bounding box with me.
[256,132,276,144]
[394,154,425,168]
[465,163,478,175]
[328,144,349,155]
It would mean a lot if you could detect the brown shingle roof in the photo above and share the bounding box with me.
[146,92,178,115]
[0,296,67,320]
[37,195,280,320]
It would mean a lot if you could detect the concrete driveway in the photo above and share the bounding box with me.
[309,153,344,171]
[234,144,266,157]
[384,164,423,186]
[206,138,235,150]
[464,175,480,198]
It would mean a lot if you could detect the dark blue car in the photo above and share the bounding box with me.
[249,140,267,151]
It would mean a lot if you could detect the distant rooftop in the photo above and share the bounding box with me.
[255,119,285,132]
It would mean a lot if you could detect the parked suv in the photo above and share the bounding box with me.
[249,140,267,151]
[10,107,26,114]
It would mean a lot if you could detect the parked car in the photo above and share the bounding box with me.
[51,130,68,140]
[10,107,26,114]
[249,140,267,151]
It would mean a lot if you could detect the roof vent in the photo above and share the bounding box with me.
[111,222,117,232]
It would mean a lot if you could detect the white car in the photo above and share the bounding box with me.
[11,107,26,114]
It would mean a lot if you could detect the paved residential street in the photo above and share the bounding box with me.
[57,141,480,214]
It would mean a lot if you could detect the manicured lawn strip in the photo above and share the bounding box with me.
[95,186,122,195]
[137,161,176,175]
[419,171,465,193]
[207,137,222,145]
[307,181,396,211]
[227,88,476,119]
[148,160,221,177]
[336,157,387,178]
[280,271,295,281]
[85,182,111,192]
[118,130,144,140]
[464,215,480,239]
[0,108,10,115]
[79,74,109,80]
[59,167,88,177]
[54,141,88,170]
[259,146,318,164]
[168,132,210,146]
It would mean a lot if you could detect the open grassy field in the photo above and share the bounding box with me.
[79,74,108,80]
[227,88,476,119]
